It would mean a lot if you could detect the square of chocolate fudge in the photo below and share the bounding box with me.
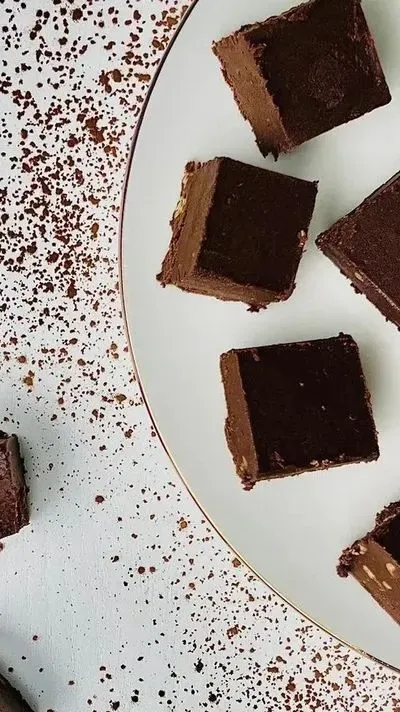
[317,172,400,329]
[338,502,400,625]
[157,157,317,310]
[213,0,391,157]
[220,334,379,489]
[0,432,29,539]
[0,673,34,712]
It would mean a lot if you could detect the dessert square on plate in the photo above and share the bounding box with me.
[317,171,400,329]
[158,157,317,310]
[213,0,391,156]
[220,334,379,489]
[339,502,400,625]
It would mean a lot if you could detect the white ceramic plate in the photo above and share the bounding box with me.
[121,0,400,669]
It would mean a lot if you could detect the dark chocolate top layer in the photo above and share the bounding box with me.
[236,334,378,475]
[198,158,317,292]
[376,514,400,567]
[0,674,34,712]
[317,172,400,308]
[245,0,391,147]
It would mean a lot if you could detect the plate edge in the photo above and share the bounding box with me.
[118,0,400,675]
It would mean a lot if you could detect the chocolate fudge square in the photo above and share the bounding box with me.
[157,158,317,309]
[317,172,400,329]
[213,0,391,157]
[338,502,400,625]
[220,334,379,490]
[0,432,29,539]
[0,674,34,712]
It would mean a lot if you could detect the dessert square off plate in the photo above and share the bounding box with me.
[121,0,400,670]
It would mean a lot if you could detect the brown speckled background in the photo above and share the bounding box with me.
[1,0,400,710]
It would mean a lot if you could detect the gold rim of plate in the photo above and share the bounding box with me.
[117,0,400,675]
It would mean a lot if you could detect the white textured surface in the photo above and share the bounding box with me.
[1,1,400,710]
